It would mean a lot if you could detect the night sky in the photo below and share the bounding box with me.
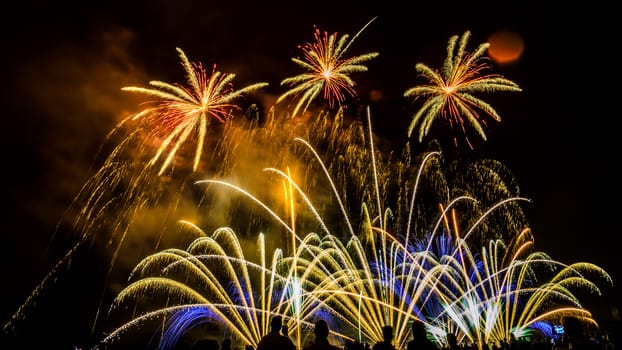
[1,1,619,348]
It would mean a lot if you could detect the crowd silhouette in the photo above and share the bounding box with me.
[372,325,397,350]
[407,320,438,350]
[256,315,296,350]
[188,313,616,350]
[302,319,341,350]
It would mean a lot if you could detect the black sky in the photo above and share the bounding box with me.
[0,1,619,348]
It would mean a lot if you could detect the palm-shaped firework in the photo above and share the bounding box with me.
[123,47,268,175]
[404,31,522,149]
[277,18,379,117]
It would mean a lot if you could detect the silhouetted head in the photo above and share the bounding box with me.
[411,320,427,340]
[270,315,283,331]
[382,325,393,341]
[314,319,330,338]
[446,333,458,347]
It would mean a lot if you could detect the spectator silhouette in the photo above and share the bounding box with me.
[256,315,296,350]
[303,319,341,350]
[283,323,293,340]
[372,325,396,350]
[406,320,438,350]
[445,333,462,350]
[553,316,604,350]
[221,338,232,350]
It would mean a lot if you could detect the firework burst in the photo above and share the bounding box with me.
[98,111,611,350]
[3,23,613,350]
[421,228,612,349]
[404,31,522,149]
[276,18,379,117]
[123,47,268,175]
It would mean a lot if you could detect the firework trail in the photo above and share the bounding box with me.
[99,226,329,349]
[96,108,610,350]
[419,227,611,349]
[95,109,422,348]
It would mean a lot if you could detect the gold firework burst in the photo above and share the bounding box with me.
[277,18,379,117]
[404,31,521,148]
[123,47,268,175]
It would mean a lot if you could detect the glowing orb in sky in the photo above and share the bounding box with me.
[487,29,525,64]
